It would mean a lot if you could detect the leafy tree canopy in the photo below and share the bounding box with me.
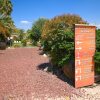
[42,14,87,67]
[0,0,14,37]
[29,18,48,45]
[0,0,12,16]
[42,14,87,39]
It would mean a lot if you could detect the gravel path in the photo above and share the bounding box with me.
[0,47,99,100]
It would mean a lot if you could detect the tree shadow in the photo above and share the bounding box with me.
[0,50,5,54]
[0,52,4,54]
[38,51,44,55]
[37,63,53,72]
[95,75,100,84]
[37,62,74,87]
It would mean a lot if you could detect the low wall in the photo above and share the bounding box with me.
[62,60,75,80]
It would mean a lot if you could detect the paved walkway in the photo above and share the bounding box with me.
[0,47,99,100]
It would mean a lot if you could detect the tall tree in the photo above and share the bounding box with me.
[29,18,48,45]
[0,0,14,37]
[0,0,12,16]
[18,29,25,41]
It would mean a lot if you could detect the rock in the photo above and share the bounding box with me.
[44,67,48,72]
[43,54,47,57]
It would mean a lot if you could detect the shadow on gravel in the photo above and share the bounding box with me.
[95,75,100,84]
[37,63,53,72]
[37,62,74,87]
[0,51,5,54]
[38,49,46,55]
[0,52,4,54]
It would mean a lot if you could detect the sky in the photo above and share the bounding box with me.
[11,0,100,31]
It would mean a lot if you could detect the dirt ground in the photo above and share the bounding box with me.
[0,47,100,100]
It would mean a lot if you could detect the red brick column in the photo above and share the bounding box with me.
[75,24,96,88]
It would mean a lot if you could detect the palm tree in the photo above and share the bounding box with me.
[0,0,14,37]
[0,0,12,16]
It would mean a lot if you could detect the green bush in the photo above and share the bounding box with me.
[21,39,27,46]
[94,29,100,75]
[42,14,86,68]
[44,30,74,67]
[94,52,100,74]
[43,24,74,67]
[13,43,21,48]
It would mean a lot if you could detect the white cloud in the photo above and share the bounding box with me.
[20,20,31,24]
[89,23,100,29]
[96,24,100,29]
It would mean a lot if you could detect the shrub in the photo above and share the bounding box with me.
[43,26,74,67]
[21,39,27,46]
[94,52,100,74]
[13,43,21,48]
[94,29,100,75]
[42,14,86,68]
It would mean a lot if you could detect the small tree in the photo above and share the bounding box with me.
[18,29,25,41]
[29,18,48,45]
[42,14,87,67]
